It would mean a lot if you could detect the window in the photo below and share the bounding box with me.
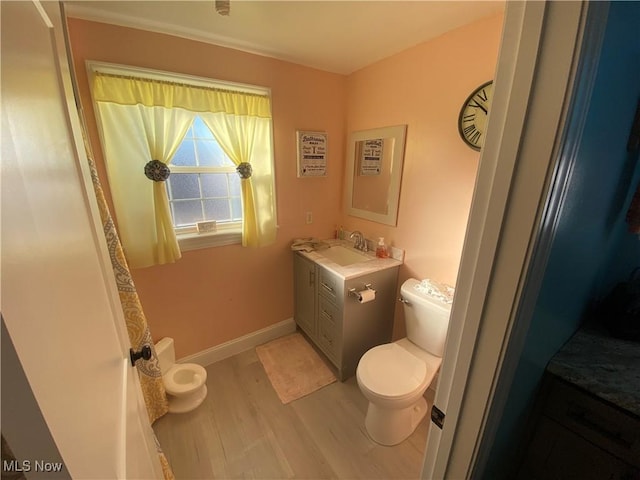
[91,62,277,266]
[167,117,242,232]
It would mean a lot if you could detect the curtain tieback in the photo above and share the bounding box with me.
[144,159,171,182]
[237,162,252,179]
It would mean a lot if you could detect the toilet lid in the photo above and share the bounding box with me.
[358,344,428,398]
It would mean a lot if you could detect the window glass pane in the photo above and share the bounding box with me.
[173,200,203,226]
[229,174,241,196]
[166,115,248,229]
[201,174,228,198]
[192,116,215,139]
[169,173,200,199]
[171,140,197,166]
[196,140,233,167]
[231,197,242,221]
[203,198,231,221]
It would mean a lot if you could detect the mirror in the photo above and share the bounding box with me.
[345,125,407,226]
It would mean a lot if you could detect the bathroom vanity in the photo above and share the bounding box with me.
[293,241,402,380]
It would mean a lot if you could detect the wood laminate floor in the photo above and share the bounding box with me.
[153,347,432,480]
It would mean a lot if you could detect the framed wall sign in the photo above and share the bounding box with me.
[359,138,384,176]
[297,131,327,177]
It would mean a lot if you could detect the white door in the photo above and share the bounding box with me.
[1,2,163,479]
[421,1,589,478]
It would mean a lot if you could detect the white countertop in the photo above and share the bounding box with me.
[293,239,403,280]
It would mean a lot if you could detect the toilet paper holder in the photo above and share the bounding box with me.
[348,284,376,297]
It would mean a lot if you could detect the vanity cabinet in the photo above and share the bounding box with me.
[517,373,640,479]
[293,252,399,380]
[293,253,316,337]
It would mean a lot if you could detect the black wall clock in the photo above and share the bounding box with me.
[458,80,494,151]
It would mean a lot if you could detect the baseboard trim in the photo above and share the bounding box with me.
[178,318,296,367]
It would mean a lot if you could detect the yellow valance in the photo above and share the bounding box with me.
[92,72,271,118]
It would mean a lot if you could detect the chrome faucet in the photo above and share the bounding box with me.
[350,231,368,252]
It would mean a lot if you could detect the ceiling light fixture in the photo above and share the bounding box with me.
[215,0,230,16]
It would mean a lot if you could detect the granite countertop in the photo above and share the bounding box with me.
[293,238,403,280]
[547,326,640,418]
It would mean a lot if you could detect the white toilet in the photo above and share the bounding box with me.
[155,337,208,414]
[356,278,452,445]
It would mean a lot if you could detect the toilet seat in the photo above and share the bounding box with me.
[357,343,431,401]
[163,363,207,396]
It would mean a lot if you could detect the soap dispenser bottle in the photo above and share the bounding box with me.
[376,237,389,258]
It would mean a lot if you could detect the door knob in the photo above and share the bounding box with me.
[130,345,152,366]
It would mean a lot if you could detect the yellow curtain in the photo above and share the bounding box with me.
[94,102,193,268]
[93,72,271,117]
[199,112,277,246]
[92,71,277,255]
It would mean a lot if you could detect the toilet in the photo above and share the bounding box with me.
[356,278,452,445]
[155,337,208,414]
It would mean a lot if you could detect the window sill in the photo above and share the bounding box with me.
[177,228,241,252]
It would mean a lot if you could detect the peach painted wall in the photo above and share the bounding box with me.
[67,19,346,358]
[343,13,504,339]
[68,12,503,357]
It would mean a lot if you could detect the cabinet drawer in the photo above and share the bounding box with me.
[517,416,639,480]
[317,297,340,363]
[318,267,342,304]
[544,379,640,468]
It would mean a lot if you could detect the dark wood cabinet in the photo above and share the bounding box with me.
[518,374,640,479]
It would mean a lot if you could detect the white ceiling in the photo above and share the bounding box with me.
[64,1,504,75]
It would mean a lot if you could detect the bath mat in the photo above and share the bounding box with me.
[256,332,337,404]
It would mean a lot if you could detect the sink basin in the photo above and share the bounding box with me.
[319,245,371,266]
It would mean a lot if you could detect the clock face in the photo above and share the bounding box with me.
[458,81,494,151]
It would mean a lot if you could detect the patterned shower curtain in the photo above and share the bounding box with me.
[84,142,174,480]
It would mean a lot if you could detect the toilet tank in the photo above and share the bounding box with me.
[154,337,175,375]
[400,278,452,357]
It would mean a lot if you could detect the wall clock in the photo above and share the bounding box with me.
[458,80,494,151]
